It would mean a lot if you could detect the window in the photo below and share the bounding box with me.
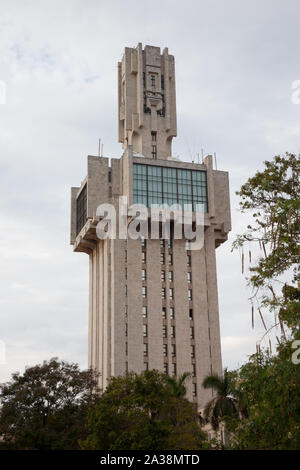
[125,268,127,280]
[141,237,146,247]
[142,286,147,299]
[142,251,146,264]
[187,272,192,283]
[125,361,128,372]
[151,75,155,88]
[192,363,196,377]
[190,326,194,339]
[76,184,87,235]
[151,131,157,142]
[171,325,175,338]
[142,269,146,281]
[125,250,127,263]
[125,342,128,355]
[125,323,128,337]
[142,306,147,318]
[185,240,192,250]
[171,344,176,357]
[169,288,174,300]
[168,238,172,249]
[187,255,191,267]
[161,288,166,299]
[170,307,175,319]
[108,171,112,183]
[188,289,192,301]
[171,363,177,376]
[143,324,148,337]
[191,345,195,358]
[160,239,165,249]
[161,270,165,282]
[133,164,208,211]
[163,325,167,338]
[189,309,193,320]
[160,252,165,265]
[169,254,173,265]
[144,362,148,371]
[125,285,127,297]
[163,344,168,357]
[162,307,167,319]
[164,363,168,375]
[151,145,157,159]
[192,383,197,397]
[125,305,128,317]
[143,343,148,357]
[169,271,173,282]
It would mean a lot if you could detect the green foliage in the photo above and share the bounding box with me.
[233,153,300,337]
[81,370,208,450]
[0,358,99,450]
[228,153,300,449]
[228,345,300,450]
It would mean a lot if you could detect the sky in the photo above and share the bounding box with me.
[0,0,299,382]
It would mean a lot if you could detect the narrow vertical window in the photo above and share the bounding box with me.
[143,324,148,337]
[170,307,175,319]
[142,286,147,299]
[142,306,147,318]
[143,343,148,356]
[151,131,157,142]
[188,289,192,301]
[142,269,146,281]
[187,271,192,283]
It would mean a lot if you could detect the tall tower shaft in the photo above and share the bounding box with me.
[70,43,231,408]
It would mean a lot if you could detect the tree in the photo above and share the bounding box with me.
[233,153,300,341]
[229,349,300,450]
[164,372,191,398]
[0,358,99,450]
[202,368,246,447]
[228,153,300,449]
[81,370,208,450]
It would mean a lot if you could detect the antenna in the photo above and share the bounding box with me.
[98,138,101,157]
[214,152,218,170]
[197,152,200,164]
[101,143,103,157]
[201,148,204,164]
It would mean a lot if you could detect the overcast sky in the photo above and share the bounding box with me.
[0,0,299,382]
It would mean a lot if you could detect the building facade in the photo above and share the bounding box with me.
[70,43,231,408]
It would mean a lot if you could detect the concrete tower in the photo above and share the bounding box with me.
[70,43,231,408]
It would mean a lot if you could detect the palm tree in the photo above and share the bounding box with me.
[166,372,191,398]
[202,368,247,447]
[164,372,191,398]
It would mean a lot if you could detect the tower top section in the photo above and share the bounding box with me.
[118,43,177,160]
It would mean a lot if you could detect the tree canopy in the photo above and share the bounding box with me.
[81,370,208,450]
[0,358,99,450]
